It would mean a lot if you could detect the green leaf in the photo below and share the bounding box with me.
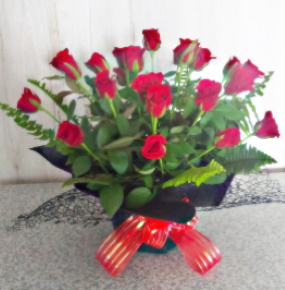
[62,175,112,187]
[164,71,176,78]
[170,126,185,134]
[65,77,82,93]
[72,156,92,177]
[108,151,129,174]
[134,166,155,175]
[56,91,73,104]
[216,144,277,174]
[103,135,141,150]
[98,98,112,115]
[183,98,195,119]
[125,187,151,209]
[116,114,129,136]
[119,87,139,103]
[214,103,243,121]
[204,172,227,184]
[200,111,214,126]
[66,100,76,120]
[163,160,226,188]
[96,125,113,149]
[100,184,124,217]
[143,175,153,188]
[189,126,202,135]
[43,75,65,80]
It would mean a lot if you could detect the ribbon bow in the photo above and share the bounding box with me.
[96,214,221,276]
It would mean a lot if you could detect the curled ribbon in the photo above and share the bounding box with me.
[96,214,221,276]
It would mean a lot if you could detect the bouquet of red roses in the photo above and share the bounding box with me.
[0,28,280,221]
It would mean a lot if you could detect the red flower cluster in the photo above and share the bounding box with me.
[142,29,161,51]
[17,88,41,113]
[113,46,145,73]
[56,121,84,147]
[94,71,117,99]
[254,111,280,138]
[224,57,264,95]
[173,39,215,70]
[142,135,167,160]
[195,79,222,111]
[215,127,240,149]
[50,48,81,80]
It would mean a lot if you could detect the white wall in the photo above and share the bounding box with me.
[0,0,284,184]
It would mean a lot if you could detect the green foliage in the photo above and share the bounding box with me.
[125,187,151,209]
[72,156,92,177]
[108,151,129,174]
[100,184,124,217]
[62,174,113,187]
[216,144,277,174]
[0,103,54,141]
[162,160,226,188]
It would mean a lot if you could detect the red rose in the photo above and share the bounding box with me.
[131,72,164,100]
[85,52,109,73]
[193,48,215,70]
[94,70,117,99]
[112,46,145,72]
[146,84,172,118]
[215,127,240,149]
[173,38,199,65]
[254,111,280,138]
[17,88,41,113]
[195,79,222,111]
[141,135,167,160]
[224,58,264,95]
[142,28,161,51]
[113,67,127,86]
[50,49,81,80]
[56,121,84,147]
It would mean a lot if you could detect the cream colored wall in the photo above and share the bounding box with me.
[0,0,284,184]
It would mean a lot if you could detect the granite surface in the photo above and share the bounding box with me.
[1,174,285,290]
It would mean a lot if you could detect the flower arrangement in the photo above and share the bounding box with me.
[0,29,280,222]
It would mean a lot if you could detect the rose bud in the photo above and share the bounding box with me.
[142,28,161,51]
[254,111,280,138]
[112,46,145,73]
[56,121,84,147]
[131,72,164,100]
[146,84,172,118]
[141,134,167,160]
[195,79,222,111]
[17,88,41,113]
[243,60,265,79]
[173,38,199,65]
[215,127,240,149]
[223,56,240,75]
[85,52,109,73]
[50,48,81,80]
[113,67,127,86]
[193,48,215,70]
[94,70,117,99]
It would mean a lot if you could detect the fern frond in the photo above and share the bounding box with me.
[162,160,226,188]
[216,144,276,174]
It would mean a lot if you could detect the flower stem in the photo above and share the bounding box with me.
[108,98,117,118]
[76,80,94,101]
[152,116,158,134]
[81,143,108,173]
[159,158,164,174]
[188,146,215,165]
[30,100,60,123]
[150,51,155,72]
[192,108,204,126]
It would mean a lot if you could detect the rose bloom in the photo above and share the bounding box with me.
[224,57,264,95]
[131,72,164,100]
[195,79,222,111]
[56,121,84,147]
[85,52,109,73]
[113,67,127,86]
[215,127,240,149]
[193,48,215,70]
[142,28,161,51]
[17,88,41,113]
[141,134,167,160]
[146,84,172,118]
[254,111,280,138]
[94,71,117,99]
[50,48,81,80]
[112,46,145,72]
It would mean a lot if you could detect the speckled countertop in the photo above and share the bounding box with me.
[1,173,285,290]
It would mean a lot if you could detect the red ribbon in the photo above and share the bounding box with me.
[96,214,221,276]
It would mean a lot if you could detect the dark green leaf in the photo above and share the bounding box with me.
[170,126,185,134]
[143,175,153,188]
[72,156,92,177]
[100,184,124,217]
[189,126,202,135]
[164,71,176,78]
[103,135,141,150]
[67,100,76,120]
[125,187,151,209]
[108,151,128,174]
[116,114,129,136]
[62,174,112,187]
[96,125,113,149]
